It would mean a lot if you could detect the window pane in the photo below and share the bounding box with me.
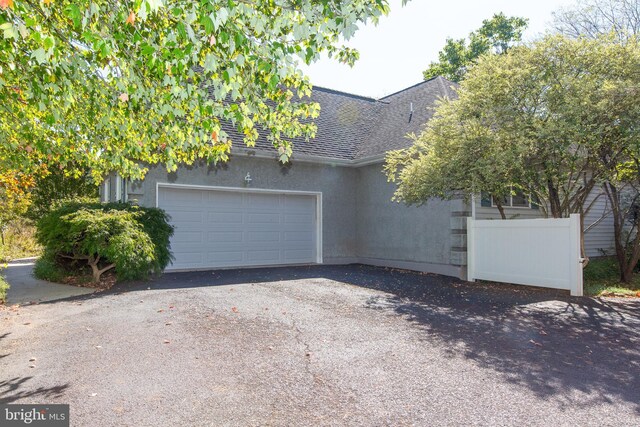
[480,191,492,207]
[511,190,529,207]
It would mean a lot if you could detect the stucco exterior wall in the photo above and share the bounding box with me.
[129,156,359,263]
[355,163,464,278]
[128,156,465,278]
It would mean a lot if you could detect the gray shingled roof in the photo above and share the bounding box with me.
[228,76,456,161]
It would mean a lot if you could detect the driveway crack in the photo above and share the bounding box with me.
[291,319,313,377]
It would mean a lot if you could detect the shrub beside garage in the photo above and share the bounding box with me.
[34,201,174,285]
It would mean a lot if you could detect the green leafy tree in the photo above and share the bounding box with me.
[0,0,391,181]
[423,13,528,82]
[36,201,174,282]
[25,166,99,221]
[552,0,640,281]
[388,35,640,268]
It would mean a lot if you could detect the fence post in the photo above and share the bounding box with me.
[467,217,475,282]
[569,214,584,296]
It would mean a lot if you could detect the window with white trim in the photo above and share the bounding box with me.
[481,188,538,209]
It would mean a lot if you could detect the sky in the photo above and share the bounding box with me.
[300,0,577,98]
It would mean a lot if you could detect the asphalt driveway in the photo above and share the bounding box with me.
[1,264,639,426]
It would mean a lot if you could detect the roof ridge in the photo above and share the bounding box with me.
[436,76,458,98]
[378,76,441,100]
[312,86,379,102]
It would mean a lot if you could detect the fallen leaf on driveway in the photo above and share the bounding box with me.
[231,307,238,313]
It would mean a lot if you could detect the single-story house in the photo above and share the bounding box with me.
[101,76,614,280]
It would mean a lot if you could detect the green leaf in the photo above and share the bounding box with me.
[268,74,279,90]
[31,48,48,65]
[201,16,214,33]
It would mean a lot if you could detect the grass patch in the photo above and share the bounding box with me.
[584,257,640,297]
[0,219,41,262]
[0,274,8,304]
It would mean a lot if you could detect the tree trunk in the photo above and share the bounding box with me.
[87,255,115,283]
[603,181,638,283]
[547,179,562,218]
[622,230,640,283]
[495,200,507,219]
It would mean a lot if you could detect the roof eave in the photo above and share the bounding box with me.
[232,147,387,168]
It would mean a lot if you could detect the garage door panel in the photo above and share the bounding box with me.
[171,231,203,243]
[246,212,281,224]
[284,213,313,224]
[208,211,244,223]
[285,249,314,261]
[160,187,318,270]
[282,242,315,252]
[284,231,313,242]
[170,251,204,266]
[248,193,281,209]
[204,191,243,207]
[246,250,281,262]
[161,188,204,205]
[169,241,211,252]
[246,231,281,242]
[168,210,203,223]
[284,195,314,210]
[205,251,245,264]
[284,221,315,232]
[208,231,244,243]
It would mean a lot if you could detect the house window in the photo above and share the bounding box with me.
[481,188,537,209]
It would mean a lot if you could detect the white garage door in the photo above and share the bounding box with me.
[158,185,320,270]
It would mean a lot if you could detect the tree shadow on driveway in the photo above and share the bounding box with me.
[0,376,69,404]
[43,263,640,411]
[159,264,640,412]
[352,267,640,413]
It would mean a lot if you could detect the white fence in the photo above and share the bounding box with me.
[467,214,583,296]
